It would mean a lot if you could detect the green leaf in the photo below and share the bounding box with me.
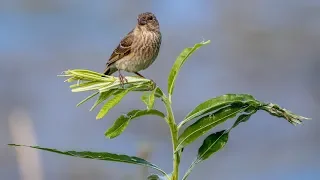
[71,81,111,92]
[182,107,259,180]
[141,87,157,109]
[179,94,260,128]
[64,77,78,83]
[232,106,257,128]
[154,87,164,98]
[76,91,99,107]
[105,109,165,139]
[8,144,168,178]
[96,88,132,119]
[168,40,210,96]
[69,69,107,77]
[99,77,152,93]
[90,90,117,111]
[181,130,228,180]
[177,105,247,151]
[196,130,229,162]
[63,69,115,82]
[148,174,168,180]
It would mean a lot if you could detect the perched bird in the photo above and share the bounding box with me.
[103,12,162,84]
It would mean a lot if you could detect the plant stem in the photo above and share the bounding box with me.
[162,94,180,180]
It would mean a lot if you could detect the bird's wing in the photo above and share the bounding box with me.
[106,29,134,66]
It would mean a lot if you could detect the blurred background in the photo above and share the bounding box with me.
[1,0,320,180]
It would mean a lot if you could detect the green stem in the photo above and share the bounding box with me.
[162,94,180,180]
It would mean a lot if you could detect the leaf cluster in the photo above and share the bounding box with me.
[9,40,309,180]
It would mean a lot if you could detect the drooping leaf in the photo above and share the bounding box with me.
[179,94,260,128]
[181,130,228,180]
[96,88,133,119]
[90,90,118,111]
[232,106,257,128]
[8,144,168,177]
[105,109,165,139]
[181,107,259,180]
[176,105,247,151]
[76,91,99,107]
[196,130,229,162]
[168,40,210,96]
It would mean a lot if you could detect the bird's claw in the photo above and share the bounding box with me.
[118,74,128,88]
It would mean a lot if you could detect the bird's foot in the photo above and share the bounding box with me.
[118,71,128,88]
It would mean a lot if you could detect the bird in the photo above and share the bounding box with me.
[103,12,162,85]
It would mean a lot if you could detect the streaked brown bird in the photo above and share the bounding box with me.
[103,12,162,84]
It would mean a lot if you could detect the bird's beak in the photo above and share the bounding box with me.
[138,18,147,25]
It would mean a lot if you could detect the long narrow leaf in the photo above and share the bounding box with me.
[105,109,165,139]
[196,130,229,162]
[179,94,260,128]
[65,70,114,82]
[70,69,107,77]
[76,91,99,107]
[168,40,210,96]
[90,90,118,111]
[177,105,247,151]
[96,88,133,119]
[182,108,258,180]
[71,82,111,92]
[181,130,228,180]
[8,144,168,178]
[232,106,257,128]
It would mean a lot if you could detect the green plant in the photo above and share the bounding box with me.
[9,40,310,180]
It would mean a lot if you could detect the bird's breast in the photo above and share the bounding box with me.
[116,31,161,72]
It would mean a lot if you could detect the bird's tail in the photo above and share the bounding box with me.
[103,66,117,76]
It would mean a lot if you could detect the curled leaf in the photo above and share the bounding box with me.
[261,103,310,125]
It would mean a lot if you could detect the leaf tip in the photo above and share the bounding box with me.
[203,39,211,44]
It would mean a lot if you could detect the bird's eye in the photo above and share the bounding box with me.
[147,16,153,20]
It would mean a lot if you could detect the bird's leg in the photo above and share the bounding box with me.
[134,72,145,78]
[118,70,128,86]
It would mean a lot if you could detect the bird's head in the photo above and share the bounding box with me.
[137,12,159,32]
